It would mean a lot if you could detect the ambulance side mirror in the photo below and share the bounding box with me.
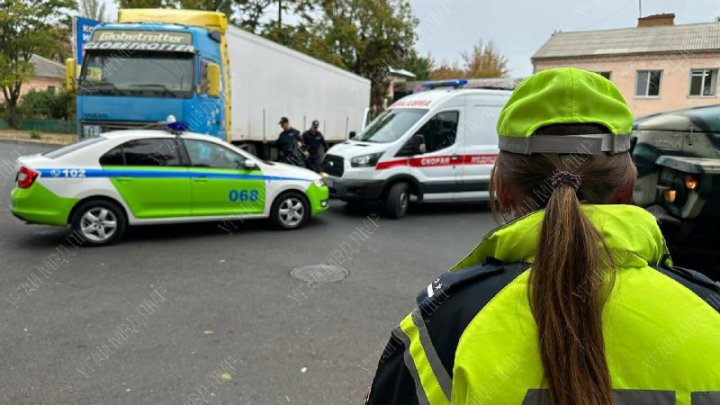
[397,134,426,157]
[65,58,76,93]
[206,63,221,98]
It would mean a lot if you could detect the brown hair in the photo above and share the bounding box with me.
[489,124,637,405]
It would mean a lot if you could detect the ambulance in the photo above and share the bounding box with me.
[11,126,329,245]
[322,82,511,218]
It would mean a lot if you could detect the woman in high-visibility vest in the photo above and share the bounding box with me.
[365,68,720,405]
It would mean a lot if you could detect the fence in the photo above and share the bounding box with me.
[0,119,76,134]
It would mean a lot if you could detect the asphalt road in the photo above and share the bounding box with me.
[0,141,498,405]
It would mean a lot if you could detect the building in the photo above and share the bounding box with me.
[532,14,720,117]
[24,54,65,95]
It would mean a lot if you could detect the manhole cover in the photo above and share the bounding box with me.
[290,264,349,284]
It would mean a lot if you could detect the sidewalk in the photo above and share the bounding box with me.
[0,129,77,146]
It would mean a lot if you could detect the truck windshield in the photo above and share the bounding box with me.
[357,109,427,143]
[79,51,194,98]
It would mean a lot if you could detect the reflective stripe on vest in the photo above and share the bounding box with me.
[395,309,452,405]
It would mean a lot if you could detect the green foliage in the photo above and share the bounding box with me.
[29,129,41,139]
[19,88,75,120]
[397,50,433,81]
[0,0,74,127]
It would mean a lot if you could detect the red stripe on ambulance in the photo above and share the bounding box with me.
[375,154,497,170]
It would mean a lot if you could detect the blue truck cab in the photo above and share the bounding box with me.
[69,10,230,140]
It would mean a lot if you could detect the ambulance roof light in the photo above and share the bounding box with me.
[422,79,468,90]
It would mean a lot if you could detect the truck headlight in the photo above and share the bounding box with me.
[82,125,102,138]
[351,152,383,168]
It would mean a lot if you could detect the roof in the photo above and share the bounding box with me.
[389,67,417,79]
[31,54,65,79]
[533,21,720,60]
[390,88,510,109]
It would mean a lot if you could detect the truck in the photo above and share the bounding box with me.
[632,104,720,279]
[65,9,371,156]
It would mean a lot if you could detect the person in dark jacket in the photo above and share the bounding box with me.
[302,120,329,173]
[265,117,307,167]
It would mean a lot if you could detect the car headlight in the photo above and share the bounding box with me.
[350,152,384,168]
[313,178,326,187]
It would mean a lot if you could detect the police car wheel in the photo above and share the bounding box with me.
[385,182,410,219]
[271,192,309,230]
[71,200,127,246]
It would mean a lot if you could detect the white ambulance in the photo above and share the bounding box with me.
[322,84,511,218]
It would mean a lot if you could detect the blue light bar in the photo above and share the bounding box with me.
[422,79,468,90]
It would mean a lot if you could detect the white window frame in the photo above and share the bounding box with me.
[635,70,663,98]
[689,68,718,97]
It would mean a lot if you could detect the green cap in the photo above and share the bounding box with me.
[496,68,633,155]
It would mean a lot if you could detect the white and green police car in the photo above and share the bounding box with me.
[11,130,329,245]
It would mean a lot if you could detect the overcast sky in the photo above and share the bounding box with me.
[102,0,719,76]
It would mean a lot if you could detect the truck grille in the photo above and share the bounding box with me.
[323,155,344,177]
[81,120,154,133]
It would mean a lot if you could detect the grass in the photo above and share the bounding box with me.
[28,130,42,140]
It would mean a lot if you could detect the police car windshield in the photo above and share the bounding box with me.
[357,109,427,143]
[79,51,194,98]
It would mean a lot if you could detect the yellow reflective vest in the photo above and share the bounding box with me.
[366,205,720,405]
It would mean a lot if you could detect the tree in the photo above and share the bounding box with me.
[78,0,107,21]
[177,0,234,14]
[461,39,509,78]
[397,50,433,81]
[430,62,465,80]
[301,0,417,113]
[0,0,74,127]
[117,0,168,7]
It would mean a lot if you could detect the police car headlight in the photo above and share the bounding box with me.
[313,178,326,187]
[351,152,383,168]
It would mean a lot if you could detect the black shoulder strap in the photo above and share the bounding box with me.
[415,259,530,378]
[653,264,720,314]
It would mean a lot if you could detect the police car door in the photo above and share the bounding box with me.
[458,101,504,200]
[411,110,462,201]
[183,139,265,217]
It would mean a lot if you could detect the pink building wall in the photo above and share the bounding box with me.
[534,53,720,118]
[21,76,63,96]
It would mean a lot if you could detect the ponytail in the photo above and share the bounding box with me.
[530,181,615,405]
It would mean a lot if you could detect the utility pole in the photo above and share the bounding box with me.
[278,0,283,30]
[638,0,642,18]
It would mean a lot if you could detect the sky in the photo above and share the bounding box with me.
[101,0,719,77]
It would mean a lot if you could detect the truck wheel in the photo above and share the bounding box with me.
[271,191,310,230]
[385,182,410,219]
[71,200,127,246]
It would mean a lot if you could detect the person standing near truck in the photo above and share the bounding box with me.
[265,117,307,166]
[302,120,329,173]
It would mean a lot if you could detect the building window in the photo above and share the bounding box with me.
[635,70,662,97]
[689,69,718,97]
[594,71,612,79]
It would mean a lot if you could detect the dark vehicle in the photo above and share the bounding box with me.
[632,104,720,279]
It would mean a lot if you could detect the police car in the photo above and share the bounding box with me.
[11,130,329,245]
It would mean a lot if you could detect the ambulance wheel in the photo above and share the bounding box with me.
[271,191,309,230]
[385,182,410,219]
[71,200,127,246]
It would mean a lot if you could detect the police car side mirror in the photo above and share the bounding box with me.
[243,160,258,170]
